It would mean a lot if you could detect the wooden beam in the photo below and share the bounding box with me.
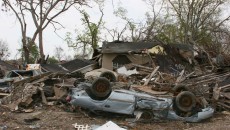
[143,66,159,86]
[0,92,10,97]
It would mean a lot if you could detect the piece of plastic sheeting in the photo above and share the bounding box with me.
[95,121,126,130]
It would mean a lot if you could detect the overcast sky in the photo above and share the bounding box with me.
[0,0,149,60]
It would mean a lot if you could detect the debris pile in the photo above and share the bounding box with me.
[0,42,229,126]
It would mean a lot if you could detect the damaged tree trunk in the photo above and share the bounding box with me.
[22,37,30,64]
[39,30,45,63]
[39,1,45,63]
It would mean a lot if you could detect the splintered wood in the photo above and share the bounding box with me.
[143,66,159,86]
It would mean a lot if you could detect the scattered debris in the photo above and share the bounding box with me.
[0,125,7,130]
[95,121,126,130]
[24,117,40,124]
[29,124,40,129]
[143,66,159,86]
[0,43,229,128]
[72,123,91,130]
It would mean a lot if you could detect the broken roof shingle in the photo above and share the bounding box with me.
[41,64,68,73]
[102,42,160,53]
[0,60,18,71]
[61,59,94,72]
[41,59,94,73]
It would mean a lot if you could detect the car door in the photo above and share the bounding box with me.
[102,91,136,115]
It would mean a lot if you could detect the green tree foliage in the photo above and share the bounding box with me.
[47,56,59,64]
[65,0,104,58]
[18,37,39,63]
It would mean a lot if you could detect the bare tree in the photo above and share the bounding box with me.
[2,0,87,63]
[105,25,127,41]
[0,40,10,60]
[18,37,39,63]
[2,0,29,63]
[113,6,146,42]
[66,0,104,58]
[113,0,168,42]
[54,46,64,62]
[167,0,230,45]
[64,55,73,61]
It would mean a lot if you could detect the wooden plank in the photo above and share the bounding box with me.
[131,63,154,71]
[222,92,230,99]
[175,70,185,84]
[38,87,47,105]
[13,72,52,86]
[132,85,169,96]
[0,92,10,97]
[143,66,159,86]
[217,102,230,109]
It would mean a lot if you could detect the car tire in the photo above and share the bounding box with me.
[175,91,196,112]
[87,77,112,101]
[172,85,189,96]
[99,71,117,82]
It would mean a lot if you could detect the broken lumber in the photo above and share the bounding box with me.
[175,70,185,85]
[0,92,10,98]
[38,87,48,105]
[131,63,154,71]
[143,66,159,86]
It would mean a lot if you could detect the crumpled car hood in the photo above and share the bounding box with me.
[167,107,214,122]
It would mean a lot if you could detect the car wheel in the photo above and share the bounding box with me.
[175,91,196,112]
[172,85,189,96]
[99,71,117,82]
[87,77,112,101]
[140,110,153,120]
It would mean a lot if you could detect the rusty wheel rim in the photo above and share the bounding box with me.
[95,83,107,93]
[179,95,192,107]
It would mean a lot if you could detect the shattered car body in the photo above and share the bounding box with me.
[67,78,214,123]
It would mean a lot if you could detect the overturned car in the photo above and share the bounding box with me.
[67,77,214,122]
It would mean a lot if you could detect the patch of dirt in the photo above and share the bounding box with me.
[0,105,229,130]
[0,105,10,112]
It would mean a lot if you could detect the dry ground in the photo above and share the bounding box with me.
[0,105,230,130]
